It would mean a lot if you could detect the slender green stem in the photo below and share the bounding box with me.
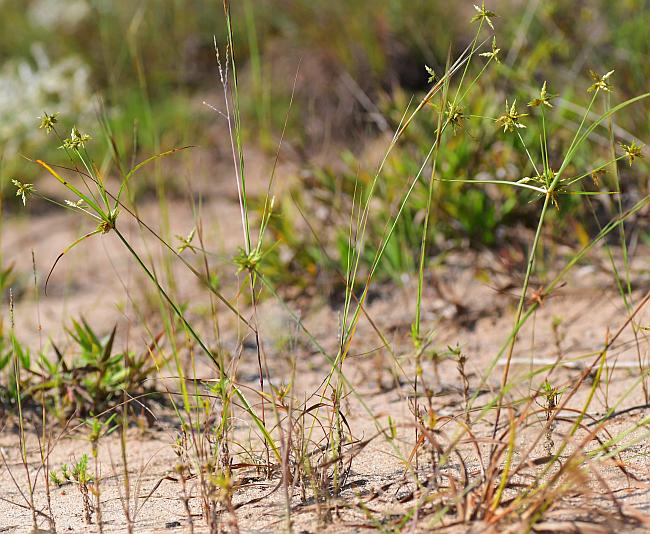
[494,192,551,432]
[114,228,279,460]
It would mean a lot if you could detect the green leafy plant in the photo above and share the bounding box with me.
[2,319,162,419]
[51,454,94,523]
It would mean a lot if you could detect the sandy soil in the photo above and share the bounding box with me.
[1,146,649,533]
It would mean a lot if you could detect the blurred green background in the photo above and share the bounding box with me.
[0,0,648,285]
[1,1,648,158]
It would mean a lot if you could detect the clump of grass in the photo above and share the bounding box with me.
[2,2,650,533]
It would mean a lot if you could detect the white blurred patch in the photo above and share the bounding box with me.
[0,43,94,155]
[28,0,91,32]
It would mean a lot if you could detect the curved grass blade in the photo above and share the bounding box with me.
[116,146,195,202]
[36,160,103,215]
[44,229,102,295]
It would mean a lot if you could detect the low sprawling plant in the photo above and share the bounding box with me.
[0,318,161,419]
